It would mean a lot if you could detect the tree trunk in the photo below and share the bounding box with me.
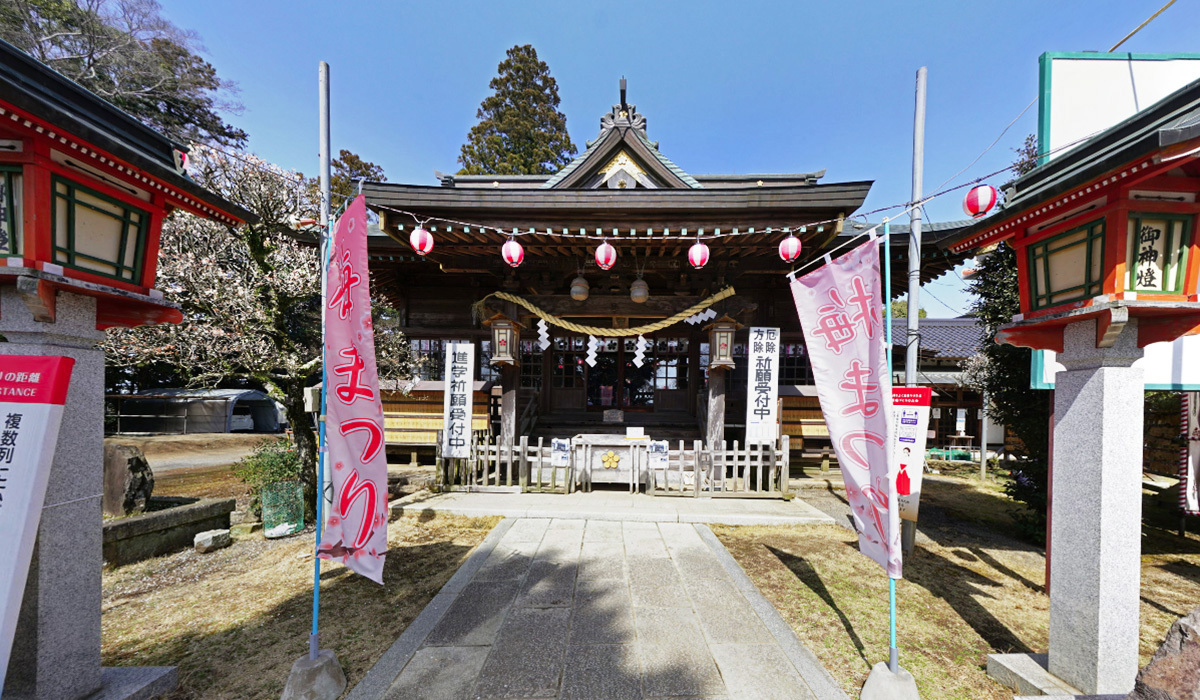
[281,381,319,524]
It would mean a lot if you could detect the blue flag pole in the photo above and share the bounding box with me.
[310,59,332,662]
[883,219,899,674]
[310,220,330,660]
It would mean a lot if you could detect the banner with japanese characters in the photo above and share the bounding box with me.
[791,239,901,578]
[1182,392,1200,515]
[441,343,476,459]
[744,327,781,444]
[892,387,932,522]
[317,195,389,584]
[0,355,74,689]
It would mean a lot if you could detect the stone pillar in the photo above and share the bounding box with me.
[706,369,725,448]
[1047,318,1144,695]
[1,287,174,699]
[2,288,104,699]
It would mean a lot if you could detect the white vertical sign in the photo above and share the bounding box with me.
[0,355,75,690]
[891,387,932,522]
[441,343,475,459]
[745,327,781,445]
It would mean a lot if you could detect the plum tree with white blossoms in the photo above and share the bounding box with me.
[104,145,412,519]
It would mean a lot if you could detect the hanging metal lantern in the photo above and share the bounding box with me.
[704,315,742,370]
[409,226,434,256]
[778,233,802,263]
[595,241,617,270]
[501,238,524,267]
[484,313,523,366]
[688,240,710,269]
[963,184,999,219]
[630,277,649,303]
[570,275,590,301]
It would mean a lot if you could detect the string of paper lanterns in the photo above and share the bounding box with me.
[391,176,1002,270]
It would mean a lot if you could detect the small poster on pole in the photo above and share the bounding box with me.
[0,356,74,689]
[892,387,932,521]
[551,438,572,467]
[744,327,781,445]
[441,343,475,459]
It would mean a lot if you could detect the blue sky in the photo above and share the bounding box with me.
[159,0,1196,317]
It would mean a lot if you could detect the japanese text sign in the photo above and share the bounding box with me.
[891,387,931,522]
[317,195,389,584]
[744,327,781,445]
[442,343,476,459]
[0,355,74,690]
[791,239,901,578]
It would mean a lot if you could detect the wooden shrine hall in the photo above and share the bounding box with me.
[362,85,967,488]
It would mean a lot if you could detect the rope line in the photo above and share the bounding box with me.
[476,286,736,337]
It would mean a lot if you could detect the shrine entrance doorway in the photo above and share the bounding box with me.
[546,333,693,415]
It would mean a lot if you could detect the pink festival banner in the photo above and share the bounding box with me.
[317,194,389,583]
[791,239,902,578]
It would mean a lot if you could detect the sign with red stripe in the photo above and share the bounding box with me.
[0,355,75,690]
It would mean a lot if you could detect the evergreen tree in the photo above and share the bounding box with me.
[458,44,576,175]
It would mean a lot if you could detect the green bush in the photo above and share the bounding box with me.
[234,438,303,519]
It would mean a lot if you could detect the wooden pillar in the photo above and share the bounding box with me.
[500,364,519,448]
[707,369,726,448]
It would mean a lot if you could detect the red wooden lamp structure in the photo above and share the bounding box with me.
[947,87,1200,352]
[0,42,252,330]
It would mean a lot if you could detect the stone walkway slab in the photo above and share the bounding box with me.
[349,517,849,700]
[391,491,835,526]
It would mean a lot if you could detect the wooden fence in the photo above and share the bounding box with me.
[648,436,790,498]
[436,433,789,498]
[436,433,572,494]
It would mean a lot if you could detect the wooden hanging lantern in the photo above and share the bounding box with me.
[704,314,742,370]
[484,312,524,367]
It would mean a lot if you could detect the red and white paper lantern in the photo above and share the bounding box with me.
[595,241,617,270]
[501,238,524,267]
[688,241,710,269]
[962,184,998,219]
[409,227,434,256]
[779,234,802,263]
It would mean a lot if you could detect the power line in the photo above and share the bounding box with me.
[1109,0,1177,52]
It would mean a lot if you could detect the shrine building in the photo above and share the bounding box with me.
[363,86,972,470]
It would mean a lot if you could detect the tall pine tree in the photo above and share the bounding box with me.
[459,45,576,175]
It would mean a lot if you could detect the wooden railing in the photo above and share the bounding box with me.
[435,432,571,494]
[435,431,790,499]
[517,389,540,437]
[648,436,790,498]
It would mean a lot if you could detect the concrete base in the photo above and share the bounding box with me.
[989,653,1083,696]
[91,666,177,700]
[281,650,346,700]
[860,662,920,699]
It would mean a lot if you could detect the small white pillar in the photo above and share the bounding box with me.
[1047,318,1144,695]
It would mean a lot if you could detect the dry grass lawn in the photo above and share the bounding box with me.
[102,512,500,699]
[716,476,1200,699]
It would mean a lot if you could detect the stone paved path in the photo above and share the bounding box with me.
[390,490,835,526]
[349,518,848,700]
